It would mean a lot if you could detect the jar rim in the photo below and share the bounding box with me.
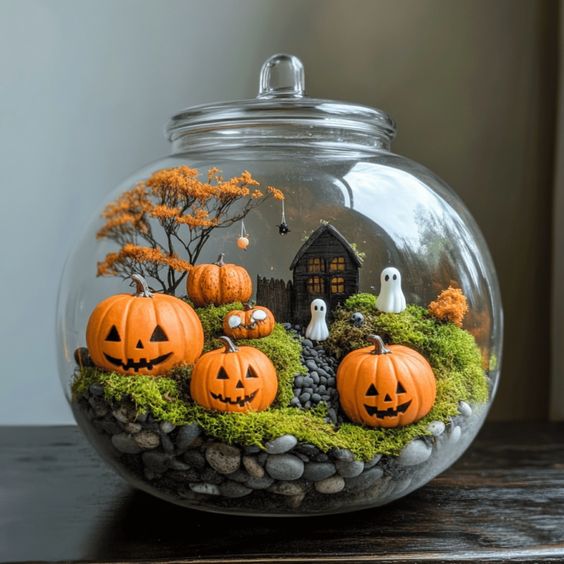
[166,54,397,144]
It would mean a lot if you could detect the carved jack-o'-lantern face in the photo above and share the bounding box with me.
[223,304,275,340]
[190,336,278,413]
[337,335,436,428]
[86,275,204,375]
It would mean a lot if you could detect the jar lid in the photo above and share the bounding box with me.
[166,54,396,144]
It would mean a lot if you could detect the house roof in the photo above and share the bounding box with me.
[289,223,362,270]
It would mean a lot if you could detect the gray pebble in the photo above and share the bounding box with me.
[295,443,320,458]
[302,339,313,347]
[257,452,268,466]
[219,481,252,498]
[88,396,109,418]
[242,455,265,478]
[176,424,201,453]
[364,454,382,469]
[205,443,241,474]
[112,407,133,424]
[311,372,320,384]
[303,462,336,481]
[142,451,171,473]
[306,360,318,371]
[328,377,336,386]
[427,421,446,436]
[398,440,433,466]
[200,467,224,485]
[299,393,311,402]
[159,421,175,434]
[459,401,472,417]
[189,483,220,496]
[312,393,322,403]
[134,431,160,450]
[290,397,301,407]
[123,422,142,434]
[160,432,175,454]
[294,376,304,387]
[244,445,261,454]
[266,454,304,481]
[225,469,249,483]
[304,376,314,386]
[111,433,142,454]
[329,447,354,461]
[265,434,298,454]
[89,383,105,397]
[345,467,384,492]
[315,475,345,494]
[246,476,274,490]
[268,480,306,496]
[448,425,462,444]
[304,401,312,409]
[336,459,365,478]
[183,450,206,470]
[169,459,191,471]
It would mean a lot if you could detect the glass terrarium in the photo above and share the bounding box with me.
[57,54,502,516]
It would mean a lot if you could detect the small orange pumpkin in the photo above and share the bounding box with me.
[190,336,278,413]
[223,304,275,340]
[187,253,252,307]
[337,335,436,428]
[86,274,204,376]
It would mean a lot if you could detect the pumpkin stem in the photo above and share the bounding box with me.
[368,335,391,355]
[215,253,226,267]
[244,301,255,311]
[131,274,153,298]
[219,335,239,353]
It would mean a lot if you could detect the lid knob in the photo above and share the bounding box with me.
[258,54,305,99]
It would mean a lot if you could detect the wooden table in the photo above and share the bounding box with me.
[0,423,563,563]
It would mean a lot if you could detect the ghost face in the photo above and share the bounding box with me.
[376,267,406,314]
[305,298,330,341]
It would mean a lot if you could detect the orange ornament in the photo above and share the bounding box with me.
[223,304,275,340]
[237,236,250,250]
[86,274,204,376]
[337,335,436,428]
[190,336,278,413]
[186,254,252,307]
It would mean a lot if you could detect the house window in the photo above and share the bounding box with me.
[307,257,325,272]
[307,276,324,294]
[329,256,346,271]
[331,276,345,294]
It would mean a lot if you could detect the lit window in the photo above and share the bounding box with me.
[329,257,346,271]
[307,276,324,294]
[331,276,345,294]
[307,257,325,272]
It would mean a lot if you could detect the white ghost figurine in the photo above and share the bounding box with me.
[376,267,406,313]
[305,298,330,341]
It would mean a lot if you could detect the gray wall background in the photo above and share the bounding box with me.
[0,0,557,424]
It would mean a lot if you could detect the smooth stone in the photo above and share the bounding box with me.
[398,440,433,466]
[299,393,311,402]
[304,401,312,409]
[329,447,354,461]
[290,397,301,407]
[345,467,384,492]
[303,377,314,386]
[142,451,171,473]
[189,483,220,496]
[294,376,304,387]
[265,434,298,454]
[176,424,201,452]
[89,383,105,397]
[205,443,241,474]
[225,469,249,483]
[183,450,206,470]
[257,452,268,466]
[304,387,313,395]
[111,433,142,454]
[268,480,306,496]
[286,493,306,509]
[315,475,345,494]
[160,432,175,454]
[459,401,473,417]
[311,393,322,403]
[305,360,318,371]
[336,459,365,478]
[364,454,382,469]
[427,421,446,437]
[244,445,261,454]
[112,407,134,424]
[303,462,336,481]
[99,420,122,436]
[134,431,160,450]
[169,459,191,471]
[219,481,253,498]
[200,467,224,485]
[449,425,462,444]
[295,443,320,457]
[159,421,175,434]
[123,422,141,434]
[242,455,265,478]
[88,396,109,418]
[302,339,313,347]
[246,476,274,490]
[266,454,304,481]
[328,377,336,386]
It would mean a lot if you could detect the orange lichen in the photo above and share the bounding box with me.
[97,165,284,293]
[428,286,469,327]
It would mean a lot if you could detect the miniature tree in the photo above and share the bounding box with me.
[428,286,469,327]
[97,166,284,294]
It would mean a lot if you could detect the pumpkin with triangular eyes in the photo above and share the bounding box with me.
[86,275,204,376]
[190,336,278,412]
[337,335,436,428]
[223,304,275,340]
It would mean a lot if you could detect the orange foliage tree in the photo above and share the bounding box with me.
[97,166,284,294]
[428,286,469,327]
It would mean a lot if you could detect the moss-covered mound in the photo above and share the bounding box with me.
[72,294,489,460]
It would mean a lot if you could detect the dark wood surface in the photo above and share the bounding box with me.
[0,422,563,563]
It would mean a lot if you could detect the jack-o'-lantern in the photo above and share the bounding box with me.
[190,336,278,412]
[187,253,253,307]
[337,335,436,428]
[223,304,275,340]
[86,274,204,375]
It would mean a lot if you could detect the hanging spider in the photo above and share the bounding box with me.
[237,220,250,250]
[277,199,290,235]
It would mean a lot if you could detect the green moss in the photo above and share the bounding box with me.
[72,293,490,460]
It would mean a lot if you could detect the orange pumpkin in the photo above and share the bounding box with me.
[337,335,436,428]
[190,336,278,413]
[223,304,275,340]
[187,253,252,307]
[86,274,204,376]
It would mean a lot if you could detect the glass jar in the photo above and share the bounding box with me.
[58,54,502,516]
